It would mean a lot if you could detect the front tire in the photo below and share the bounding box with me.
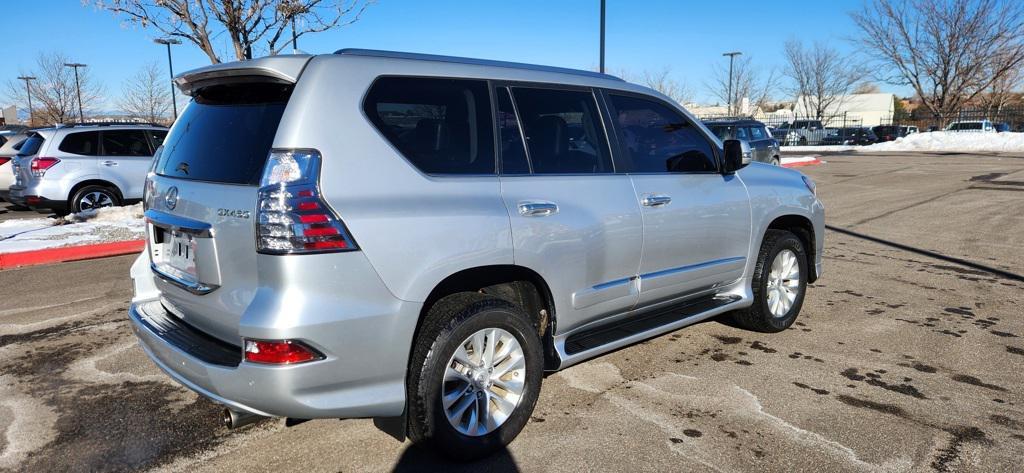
[733,230,808,332]
[407,293,544,461]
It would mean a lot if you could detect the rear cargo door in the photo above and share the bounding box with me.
[146,78,297,344]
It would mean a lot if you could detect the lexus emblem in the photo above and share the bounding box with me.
[164,187,179,210]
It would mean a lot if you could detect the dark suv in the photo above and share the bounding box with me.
[822,127,878,146]
[703,119,781,165]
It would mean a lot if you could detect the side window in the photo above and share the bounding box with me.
[102,130,152,156]
[58,131,100,156]
[609,94,717,173]
[148,130,168,149]
[748,126,765,140]
[363,76,495,175]
[510,87,612,174]
[736,126,749,140]
[496,87,529,174]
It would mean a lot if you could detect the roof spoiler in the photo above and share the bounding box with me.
[174,55,313,96]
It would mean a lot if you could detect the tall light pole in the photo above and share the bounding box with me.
[16,76,36,126]
[599,0,606,73]
[64,63,87,123]
[722,51,742,116]
[154,38,182,120]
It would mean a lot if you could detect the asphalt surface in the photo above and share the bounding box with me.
[2,151,1023,472]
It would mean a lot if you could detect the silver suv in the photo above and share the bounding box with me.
[128,50,824,460]
[9,123,167,214]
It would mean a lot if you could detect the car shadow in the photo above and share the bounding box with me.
[391,443,520,473]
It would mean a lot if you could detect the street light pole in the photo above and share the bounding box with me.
[154,38,182,120]
[16,76,36,126]
[722,51,742,116]
[64,63,87,123]
[599,0,606,74]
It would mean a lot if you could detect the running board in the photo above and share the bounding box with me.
[561,294,744,357]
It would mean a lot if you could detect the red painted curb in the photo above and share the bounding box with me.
[782,158,823,168]
[0,240,145,270]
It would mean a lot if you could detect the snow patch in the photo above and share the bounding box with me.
[861,131,1024,153]
[0,204,144,254]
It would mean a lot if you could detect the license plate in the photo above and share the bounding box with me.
[153,229,197,282]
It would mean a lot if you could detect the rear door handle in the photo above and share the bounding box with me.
[102,160,119,167]
[641,194,672,207]
[518,201,558,217]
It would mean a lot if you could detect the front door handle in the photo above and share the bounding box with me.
[641,194,672,207]
[518,201,558,217]
[102,160,119,167]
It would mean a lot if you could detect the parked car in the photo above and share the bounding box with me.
[945,120,995,132]
[822,127,879,146]
[128,49,824,460]
[775,119,829,145]
[0,132,30,202]
[703,118,781,165]
[994,122,1011,133]
[8,123,167,214]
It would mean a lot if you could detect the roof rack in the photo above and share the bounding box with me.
[56,122,168,128]
[335,48,625,82]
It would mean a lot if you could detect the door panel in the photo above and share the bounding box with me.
[630,173,751,304]
[99,129,155,199]
[501,175,642,332]
[604,92,753,306]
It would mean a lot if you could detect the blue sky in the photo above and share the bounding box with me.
[5,0,887,109]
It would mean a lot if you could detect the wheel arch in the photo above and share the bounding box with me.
[766,214,817,282]
[67,179,124,206]
[416,264,559,370]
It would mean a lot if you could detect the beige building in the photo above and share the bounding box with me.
[793,93,895,126]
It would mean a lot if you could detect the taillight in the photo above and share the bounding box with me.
[143,174,156,210]
[30,157,60,177]
[0,157,9,166]
[256,150,357,254]
[243,339,323,364]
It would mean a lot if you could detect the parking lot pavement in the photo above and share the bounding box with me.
[0,201,53,223]
[2,151,1023,472]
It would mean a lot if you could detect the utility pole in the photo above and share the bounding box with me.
[154,38,182,120]
[721,52,742,116]
[292,16,298,53]
[599,0,606,73]
[64,63,87,123]
[16,76,36,126]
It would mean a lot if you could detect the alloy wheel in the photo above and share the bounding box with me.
[442,327,526,436]
[766,249,801,318]
[79,191,115,211]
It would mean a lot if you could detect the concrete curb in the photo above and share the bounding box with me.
[781,157,823,168]
[0,240,144,270]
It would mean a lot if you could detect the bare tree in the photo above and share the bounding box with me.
[4,52,103,125]
[88,0,374,64]
[853,82,882,94]
[851,0,1024,123]
[641,67,693,104]
[783,40,864,120]
[120,62,171,123]
[705,57,778,115]
[978,63,1023,113]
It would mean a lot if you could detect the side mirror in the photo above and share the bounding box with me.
[722,139,752,174]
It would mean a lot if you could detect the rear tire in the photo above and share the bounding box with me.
[407,292,543,461]
[733,230,808,333]
[70,185,120,213]
[770,157,781,166]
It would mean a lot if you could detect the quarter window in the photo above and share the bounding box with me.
[609,94,717,173]
[364,77,495,175]
[748,126,766,140]
[510,87,612,174]
[58,131,100,156]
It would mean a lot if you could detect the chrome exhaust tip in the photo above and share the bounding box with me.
[222,408,264,429]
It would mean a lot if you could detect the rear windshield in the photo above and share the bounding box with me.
[155,82,293,185]
[17,135,45,157]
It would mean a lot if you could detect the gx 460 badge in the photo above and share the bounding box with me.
[218,208,251,219]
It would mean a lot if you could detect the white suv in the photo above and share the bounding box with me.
[9,123,168,214]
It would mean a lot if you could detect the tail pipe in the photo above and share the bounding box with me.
[222,408,265,429]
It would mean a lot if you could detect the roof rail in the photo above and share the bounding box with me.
[57,122,168,128]
[335,48,624,82]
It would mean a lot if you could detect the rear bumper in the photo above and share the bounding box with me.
[128,251,423,419]
[7,185,67,213]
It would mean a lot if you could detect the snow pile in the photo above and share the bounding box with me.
[0,203,145,254]
[861,131,1024,153]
